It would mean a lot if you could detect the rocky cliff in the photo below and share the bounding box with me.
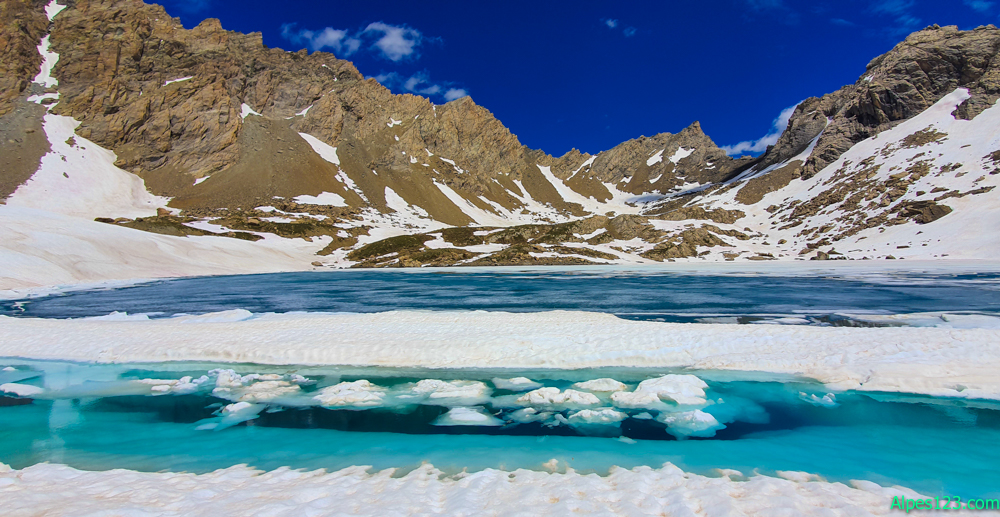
[1,0,998,284]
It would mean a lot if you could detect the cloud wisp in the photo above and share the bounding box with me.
[721,103,800,156]
[373,71,468,103]
[602,18,637,37]
[869,0,922,35]
[281,22,423,62]
[963,0,995,13]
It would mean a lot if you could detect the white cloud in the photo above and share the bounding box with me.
[281,22,422,61]
[721,103,800,156]
[363,22,422,61]
[870,0,914,15]
[281,24,361,55]
[605,18,619,29]
[403,72,443,95]
[623,27,637,37]
[372,71,468,103]
[444,89,468,102]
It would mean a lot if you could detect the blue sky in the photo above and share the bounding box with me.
[161,0,996,157]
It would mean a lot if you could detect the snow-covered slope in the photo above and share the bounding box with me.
[2,2,999,288]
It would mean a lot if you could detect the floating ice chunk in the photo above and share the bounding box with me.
[208,370,302,402]
[432,406,503,426]
[568,408,627,426]
[507,407,556,425]
[635,374,709,406]
[136,378,177,393]
[658,409,725,438]
[573,378,627,392]
[633,412,654,420]
[220,380,301,403]
[0,383,43,397]
[492,377,542,392]
[171,375,209,394]
[2,367,14,371]
[610,375,709,410]
[196,402,265,431]
[516,387,600,407]
[611,389,665,410]
[313,380,386,408]
[409,379,491,406]
[800,392,839,407]
[211,369,246,389]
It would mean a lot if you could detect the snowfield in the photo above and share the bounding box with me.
[0,461,939,517]
[2,310,999,400]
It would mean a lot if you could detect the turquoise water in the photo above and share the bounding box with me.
[4,268,999,324]
[2,360,998,498]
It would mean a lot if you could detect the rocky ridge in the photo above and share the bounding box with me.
[1,0,998,276]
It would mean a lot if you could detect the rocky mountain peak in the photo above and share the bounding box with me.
[752,24,1000,181]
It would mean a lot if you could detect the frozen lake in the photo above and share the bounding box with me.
[4,266,999,326]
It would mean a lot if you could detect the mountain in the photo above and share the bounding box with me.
[1,0,999,289]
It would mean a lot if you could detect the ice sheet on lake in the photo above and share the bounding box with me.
[2,309,1000,400]
[0,460,933,515]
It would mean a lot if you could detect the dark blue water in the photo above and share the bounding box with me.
[4,267,1000,323]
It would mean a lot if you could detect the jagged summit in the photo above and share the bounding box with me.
[1,0,998,288]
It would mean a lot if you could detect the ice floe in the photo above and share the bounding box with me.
[492,377,543,391]
[407,379,491,406]
[432,406,503,426]
[0,382,43,397]
[516,387,600,407]
[196,401,266,431]
[313,380,387,408]
[3,309,1000,400]
[657,409,725,438]
[573,378,628,392]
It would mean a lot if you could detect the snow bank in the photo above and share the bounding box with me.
[0,461,933,516]
[2,310,998,400]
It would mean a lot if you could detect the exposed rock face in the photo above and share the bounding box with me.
[2,0,997,271]
[48,0,359,188]
[0,0,49,118]
[30,0,745,219]
[757,25,1000,179]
